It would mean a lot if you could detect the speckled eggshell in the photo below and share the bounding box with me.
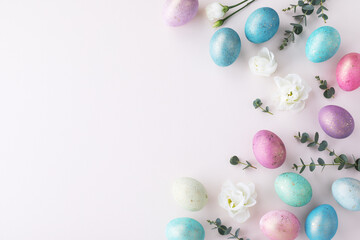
[336,52,360,91]
[306,26,341,63]
[332,177,360,211]
[318,105,355,139]
[166,217,205,240]
[209,28,241,67]
[163,0,198,27]
[172,177,208,211]
[252,130,286,169]
[245,7,280,44]
[260,210,300,240]
[275,172,312,207]
[305,204,338,240]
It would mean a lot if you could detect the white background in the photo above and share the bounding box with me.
[0,0,359,239]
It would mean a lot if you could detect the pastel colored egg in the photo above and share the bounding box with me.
[306,26,341,63]
[305,204,338,240]
[252,130,286,169]
[275,172,312,207]
[172,177,208,211]
[163,0,198,27]
[332,177,360,211]
[336,52,360,91]
[318,105,355,139]
[209,28,241,67]
[166,217,205,240]
[260,210,300,240]
[245,7,280,44]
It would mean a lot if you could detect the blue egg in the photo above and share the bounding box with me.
[305,204,338,240]
[332,177,360,211]
[245,7,279,44]
[209,28,241,67]
[166,217,205,240]
[306,26,341,63]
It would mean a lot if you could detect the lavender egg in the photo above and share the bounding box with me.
[252,130,286,169]
[319,105,355,139]
[260,210,300,240]
[336,52,360,91]
[163,0,198,27]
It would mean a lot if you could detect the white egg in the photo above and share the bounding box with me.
[172,177,208,211]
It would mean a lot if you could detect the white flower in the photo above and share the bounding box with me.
[206,3,227,22]
[248,47,278,77]
[218,180,257,223]
[274,74,311,112]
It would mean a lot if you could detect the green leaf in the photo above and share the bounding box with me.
[235,228,240,237]
[311,0,321,5]
[314,132,319,143]
[355,159,360,172]
[338,162,345,170]
[215,218,221,226]
[319,83,328,89]
[293,25,303,35]
[316,6,323,14]
[218,225,227,235]
[334,157,341,163]
[339,154,348,163]
[293,164,298,170]
[318,140,328,151]
[307,142,316,147]
[318,158,325,166]
[230,156,240,165]
[329,150,335,156]
[253,98,262,109]
[319,13,328,20]
[224,226,232,235]
[300,165,306,174]
[300,158,305,165]
[302,4,314,11]
[301,133,309,143]
[310,159,316,172]
[298,1,305,6]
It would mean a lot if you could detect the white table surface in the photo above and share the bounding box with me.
[0,0,359,239]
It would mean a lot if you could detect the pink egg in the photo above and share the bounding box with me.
[260,210,300,240]
[163,0,198,27]
[252,130,286,169]
[336,52,360,91]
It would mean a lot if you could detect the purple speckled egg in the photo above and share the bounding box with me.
[163,0,198,27]
[260,210,300,240]
[336,53,360,91]
[319,105,355,139]
[252,130,286,169]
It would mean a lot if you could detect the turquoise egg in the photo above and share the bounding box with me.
[209,28,241,67]
[245,7,279,44]
[332,177,360,211]
[306,26,341,63]
[166,217,205,240]
[305,204,338,240]
[275,172,312,207]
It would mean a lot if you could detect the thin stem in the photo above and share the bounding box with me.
[292,162,353,169]
[228,0,249,9]
[223,0,256,22]
[207,221,241,240]
[259,106,273,115]
[294,135,339,158]
[320,0,326,23]
[239,161,257,169]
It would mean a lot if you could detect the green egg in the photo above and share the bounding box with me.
[275,172,312,207]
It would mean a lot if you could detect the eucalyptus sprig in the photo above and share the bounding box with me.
[207,218,250,240]
[293,132,360,173]
[212,0,256,28]
[253,98,273,115]
[315,76,335,98]
[280,0,329,50]
[230,156,257,170]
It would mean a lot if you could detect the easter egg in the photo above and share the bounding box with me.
[172,177,208,211]
[275,172,312,207]
[306,26,341,63]
[332,177,360,211]
[166,217,205,240]
[245,7,280,44]
[260,210,300,240]
[305,204,338,240]
[163,0,198,27]
[318,105,355,139]
[336,52,360,91]
[209,28,241,67]
[252,130,286,169]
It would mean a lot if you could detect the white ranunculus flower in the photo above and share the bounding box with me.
[218,180,257,223]
[206,3,227,22]
[274,74,311,112]
[248,47,278,77]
